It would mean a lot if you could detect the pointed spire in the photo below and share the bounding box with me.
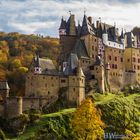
[120,28,124,38]
[84,7,86,15]
[77,60,85,77]
[59,16,66,29]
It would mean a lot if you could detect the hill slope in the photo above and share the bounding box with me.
[0,32,61,95]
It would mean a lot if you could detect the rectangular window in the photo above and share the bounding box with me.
[121,58,123,62]
[112,64,114,69]
[61,79,66,83]
[115,57,117,61]
[138,59,140,63]
[109,55,111,60]
[133,57,136,62]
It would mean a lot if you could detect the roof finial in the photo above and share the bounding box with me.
[78,20,80,25]
[84,8,86,15]
[114,22,116,27]
[99,17,101,23]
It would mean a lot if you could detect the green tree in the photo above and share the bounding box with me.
[71,99,104,140]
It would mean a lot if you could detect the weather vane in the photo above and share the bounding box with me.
[84,7,86,15]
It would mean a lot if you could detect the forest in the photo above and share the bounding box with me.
[0,32,61,96]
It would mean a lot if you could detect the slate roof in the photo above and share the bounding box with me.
[59,17,66,29]
[32,57,57,74]
[80,15,95,36]
[64,53,79,75]
[72,39,89,58]
[125,32,135,48]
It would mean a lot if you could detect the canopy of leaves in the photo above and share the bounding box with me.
[96,94,140,135]
[71,99,104,140]
[0,32,61,96]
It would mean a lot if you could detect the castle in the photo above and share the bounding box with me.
[1,13,140,119]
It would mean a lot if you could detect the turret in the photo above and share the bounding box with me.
[81,13,93,36]
[59,17,66,36]
[34,55,42,74]
[102,24,108,45]
[67,58,85,106]
[67,14,76,36]
[120,29,124,41]
[105,62,110,91]
[94,56,105,93]
[77,60,85,77]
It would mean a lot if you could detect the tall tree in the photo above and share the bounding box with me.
[71,98,104,140]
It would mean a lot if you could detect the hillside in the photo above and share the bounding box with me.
[0,32,61,95]
[7,93,140,140]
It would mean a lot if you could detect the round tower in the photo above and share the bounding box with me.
[102,25,108,45]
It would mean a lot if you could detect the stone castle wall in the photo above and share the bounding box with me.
[0,103,4,117]
[5,97,22,119]
[25,73,60,98]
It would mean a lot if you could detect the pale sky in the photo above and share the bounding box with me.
[0,0,140,37]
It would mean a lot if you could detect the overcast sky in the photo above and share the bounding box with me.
[0,0,140,37]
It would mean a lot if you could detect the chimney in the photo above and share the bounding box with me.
[88,17,92,24]
[96,20,100,28]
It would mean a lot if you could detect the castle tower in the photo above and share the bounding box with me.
[59,14,78,64]
[67,61,85,106]
[94,56,105,93]
[105,62,110,91]
[34,55,42,74]
[102,24,108,45]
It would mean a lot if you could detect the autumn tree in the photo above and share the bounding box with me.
[71,98,104,140]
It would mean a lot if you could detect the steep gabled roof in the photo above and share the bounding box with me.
[65,14,76,36]
[30,57,57,74]
[80,15,95,36]
[72,39,89,58]
[59,17,66,29]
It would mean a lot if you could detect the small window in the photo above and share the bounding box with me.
[121,58,123,62]
[115,57,117,61]
[61,79,66,83]
[112,64,114,69]
[109,55,111,60]
[73,88,75,92]
[133,57,136,62]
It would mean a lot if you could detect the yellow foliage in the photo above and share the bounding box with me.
[71,98,105,140]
